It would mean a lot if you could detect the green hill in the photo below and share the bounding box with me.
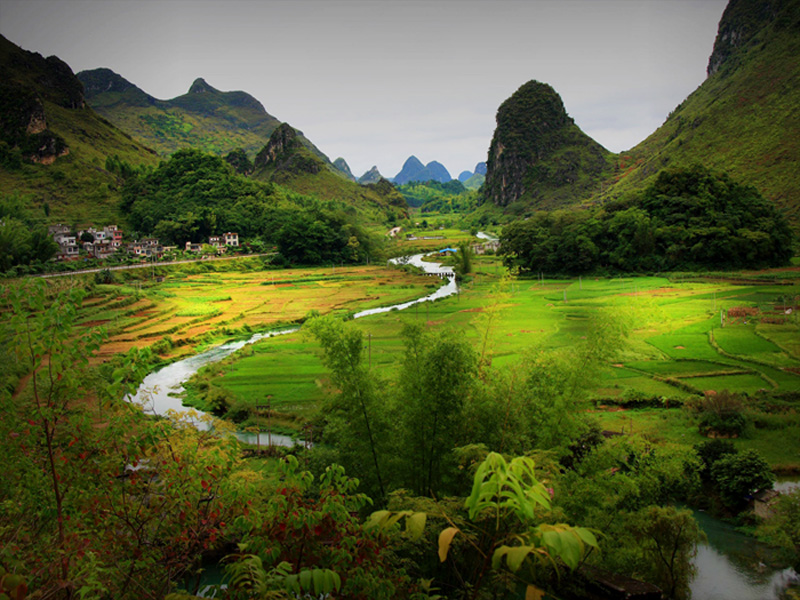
[481,80,614,213]
[252,123,408,223]
[601,0,800,229]
[77,69,329,164]
[0,35,158,224]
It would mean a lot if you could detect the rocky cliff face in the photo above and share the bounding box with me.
[483,80,610,209]
[253,122,322,177]
[0,34,79,163]
[707,0,787,76]
[358,166,383,185]
[333,157,356,181]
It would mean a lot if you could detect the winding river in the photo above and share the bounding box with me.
[131,249,798,599]
[128,253,456,444]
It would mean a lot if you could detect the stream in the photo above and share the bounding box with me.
[128,253,456,445]
[691,508,798,600]
[130,249,799,599]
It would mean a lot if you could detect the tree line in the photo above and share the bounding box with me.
[119,149,384,266]
[500,165,794,275]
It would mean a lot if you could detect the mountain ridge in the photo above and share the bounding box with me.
[77,67,329,164]
[599,0,800,229]
[0,34,158,223]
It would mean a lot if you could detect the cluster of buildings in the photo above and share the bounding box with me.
[47,224,239,262]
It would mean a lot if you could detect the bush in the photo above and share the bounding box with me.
[694,439,737,480]
[711,449,774,508]
[94,268,115,284]
[691,390,748,438]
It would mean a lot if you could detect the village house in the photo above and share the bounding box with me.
[185,241,203,253]
[223,232,239,247]
[86,240,116,260]
[49,225,80,260]
[104,225,124,249]
[471,240,500,255]
[47,223,71,237]
[129,238,163,258]
[56,234,80,259]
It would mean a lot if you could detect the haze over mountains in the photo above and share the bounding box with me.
[1,0,799,235]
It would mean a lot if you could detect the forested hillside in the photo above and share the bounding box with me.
[251,123,408,224]
[120,148,386,264]
[600,0,800,229]
[500,165,793,274]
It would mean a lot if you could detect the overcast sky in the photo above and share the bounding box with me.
[1,0,729,179]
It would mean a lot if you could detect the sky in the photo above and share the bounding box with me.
[0,0,729,180]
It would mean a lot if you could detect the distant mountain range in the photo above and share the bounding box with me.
[393,156,452,184]
[458,162,486,190]
[77,68,330,164]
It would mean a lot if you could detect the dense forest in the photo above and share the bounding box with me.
[118,149,384,265]
[499,165,794,275]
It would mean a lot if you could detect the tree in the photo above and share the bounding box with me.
[223,456,422,600]
[305,316,387,500]
[711,449,774,509]
[758,489,800,570]
[1,281,243,598]
[633,506,704,600]
[398,323,477,496]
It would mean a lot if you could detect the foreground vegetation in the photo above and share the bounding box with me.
[2,246,800,599]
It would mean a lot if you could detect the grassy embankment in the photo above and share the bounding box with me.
[187,256,800,469]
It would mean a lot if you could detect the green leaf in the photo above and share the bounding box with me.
[493,544,537,572]
[405,511,427,540]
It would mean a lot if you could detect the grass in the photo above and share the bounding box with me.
[31,252,799,467]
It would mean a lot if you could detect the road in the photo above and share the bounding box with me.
[37,253,273,278]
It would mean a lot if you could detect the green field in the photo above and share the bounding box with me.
[50,253,800,468]
[187,258,800,461]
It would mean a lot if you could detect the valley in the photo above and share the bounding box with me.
[2,0,800,598]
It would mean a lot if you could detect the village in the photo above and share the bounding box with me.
[47,223,240,262]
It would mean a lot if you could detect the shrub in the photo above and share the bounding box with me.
[711,449,774,508]
[694,439,737,480]
[691,390,748,438]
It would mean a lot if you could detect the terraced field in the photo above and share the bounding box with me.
[193,259,800,451]
[72,262,440,363]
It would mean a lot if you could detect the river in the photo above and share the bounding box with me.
[131,250,799,599]
[128,253,456,444]
[691,508,798,600]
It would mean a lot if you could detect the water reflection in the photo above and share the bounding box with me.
[691,509,799,599]
[691,544,796,600]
